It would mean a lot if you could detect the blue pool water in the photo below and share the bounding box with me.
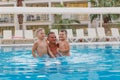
[0,44,120,80]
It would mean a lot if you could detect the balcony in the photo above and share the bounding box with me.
[26,14,49,22]
[0,17,14,23]
[0,0,15,2]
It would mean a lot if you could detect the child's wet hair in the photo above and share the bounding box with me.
[60,29,67,35]
[35,28,44,36]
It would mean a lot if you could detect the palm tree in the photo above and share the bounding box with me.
[52,18,80,35]
[90,0,120,23]
[53,19,80,28]
[52,4,80,32]
[90,0,120,7]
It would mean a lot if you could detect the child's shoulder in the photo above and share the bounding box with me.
[34,40,42,45]
[33,41,38,45]
[65,40,69,43]
[34,40,39,43]
[65,40,69,45]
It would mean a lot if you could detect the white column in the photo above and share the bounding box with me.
[48,1,52,22]
[48,1,53,29]
[23,3,26,22]
[14,14,19,30]
[100,14,103,27]
[88,1,91,28]
[48,1,51,7]
[23,3,26,30]
[60,1,63,5]
[14,3,19,30]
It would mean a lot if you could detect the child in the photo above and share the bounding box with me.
[32,28,55,58]
[58,30,70,56]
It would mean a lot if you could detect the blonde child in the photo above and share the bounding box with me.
[32,28,55,58]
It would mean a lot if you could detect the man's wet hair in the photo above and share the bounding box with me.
[47,32,55,37]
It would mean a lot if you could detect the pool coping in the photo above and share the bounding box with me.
[0,42,120,47]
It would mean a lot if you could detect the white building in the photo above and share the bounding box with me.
[0,0,90,36]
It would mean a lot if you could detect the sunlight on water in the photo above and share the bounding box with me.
[0,45,120,80]
[45,59,61,66]
[67,54,103,64]
[88,70,100,80]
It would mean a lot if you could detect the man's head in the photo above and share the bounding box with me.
[59,29,67,41]
[36,28,45,40]
[47,32,57,44]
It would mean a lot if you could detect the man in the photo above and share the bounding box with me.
[47,32,62,57]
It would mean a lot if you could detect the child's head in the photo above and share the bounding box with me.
[59,29,67,41]
[36,28,45,40]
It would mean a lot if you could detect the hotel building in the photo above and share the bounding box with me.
[0,0,90,36]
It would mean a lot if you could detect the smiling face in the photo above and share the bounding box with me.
[59,30,67,41]
[47,32,57,44]
[36,29,45,40]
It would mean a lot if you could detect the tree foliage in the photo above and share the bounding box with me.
[89,0,120,23]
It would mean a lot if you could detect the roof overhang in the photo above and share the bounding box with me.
[0,7,120,14]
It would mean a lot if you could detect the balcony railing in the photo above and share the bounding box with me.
[0,18,14,23]
[26,14,49,22]
[0,0,15,2]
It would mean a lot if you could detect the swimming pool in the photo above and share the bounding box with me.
[0,44,120,80]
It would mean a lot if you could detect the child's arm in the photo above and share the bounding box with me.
[59,41,70,53]
[32,42,37,58]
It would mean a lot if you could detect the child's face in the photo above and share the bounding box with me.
[37,30,45,40]
[59,31,67,41]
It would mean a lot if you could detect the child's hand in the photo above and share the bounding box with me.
[32,53,37,58]
[57,48,59,52]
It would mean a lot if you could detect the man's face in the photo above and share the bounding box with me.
[48,33,56,44]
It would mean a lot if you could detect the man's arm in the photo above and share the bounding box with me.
[47,46,56,58]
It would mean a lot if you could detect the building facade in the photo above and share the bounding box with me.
[0,0,90,36]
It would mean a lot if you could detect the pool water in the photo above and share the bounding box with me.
[0,45,120,80]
